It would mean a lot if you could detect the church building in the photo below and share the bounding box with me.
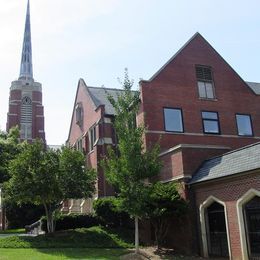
[6,0,46,143]
[1,0,46,230]
[67,33,260,259]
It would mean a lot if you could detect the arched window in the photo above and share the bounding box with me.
[244,196,260,258]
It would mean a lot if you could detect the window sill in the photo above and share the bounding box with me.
[199,97,218,101]
[165,130,184,133]
[203,132,221,135]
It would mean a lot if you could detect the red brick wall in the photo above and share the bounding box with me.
[7,88,45,142]
[68,81,115,197]
[140,34,260,153]
[193,172,260,259]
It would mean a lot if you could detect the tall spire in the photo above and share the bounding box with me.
[19,0,33,80]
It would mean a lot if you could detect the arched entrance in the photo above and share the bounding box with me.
[200,196,231,258]
[244,196,260,259]
[206,202,229,257]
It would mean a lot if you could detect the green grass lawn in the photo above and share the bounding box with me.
[0,248,129,260]
[0,226,133,248]
[0,229,25,234]
[0,226,134,259]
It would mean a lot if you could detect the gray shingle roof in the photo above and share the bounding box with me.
[246,81,260,95]
[87,87,125,115]
[190,142,260,184]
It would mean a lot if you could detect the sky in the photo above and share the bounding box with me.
[0,0,259,145]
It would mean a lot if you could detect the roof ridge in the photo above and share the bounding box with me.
[88,86,137,92]
[148,32,202,81]
[246,81,260,84]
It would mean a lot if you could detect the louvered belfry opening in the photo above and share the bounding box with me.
[196,66,213,81]
[20,96,32,139]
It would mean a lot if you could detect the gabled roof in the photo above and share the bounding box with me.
[149,32,202,81]
[246,81,260,95]
[190,142,260,184]
[146,32,260,95]
[66,78,137,143]
[87,86,126,115]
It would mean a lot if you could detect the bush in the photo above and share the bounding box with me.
[5,202,45,229]
[93,197,133,228]
[41,214,100,232]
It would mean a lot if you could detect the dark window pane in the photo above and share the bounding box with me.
[236,115,253,136]
[202,111,220,134]
[164,108,183,132]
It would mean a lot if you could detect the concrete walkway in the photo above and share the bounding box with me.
[0,233,37,238]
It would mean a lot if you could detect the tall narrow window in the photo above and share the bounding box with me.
[202,111,220,134]
[75,103,83,126]
[236,114,253,136]
[20,96,32,139]
[164,108,184,132]
[89,126,97,152]
[196,66,215,99]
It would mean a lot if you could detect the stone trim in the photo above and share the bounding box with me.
[160,175,192,183]
[237,188,260,260]
[199,195,231,259]
[147,130,260,140]
[159,143,230,157]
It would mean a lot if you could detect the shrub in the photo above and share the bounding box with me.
[5,202,45,229]
[41,214,100,232]
[93,197,133,228]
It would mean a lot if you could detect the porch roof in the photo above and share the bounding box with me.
[190,142,260,184]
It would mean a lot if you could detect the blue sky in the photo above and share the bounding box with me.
[0,0,259,144]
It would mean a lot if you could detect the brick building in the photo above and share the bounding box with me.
[6,0,46,143]
[65,80,123,213]
[1,0,46,230]
[67,33,260,259]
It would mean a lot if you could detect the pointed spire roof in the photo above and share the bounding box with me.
[19,0,33,80]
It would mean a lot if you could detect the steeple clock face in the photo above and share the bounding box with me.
[22,96,32,105]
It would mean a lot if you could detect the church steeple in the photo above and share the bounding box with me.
[19,0,33,80]
[7,0,45,143]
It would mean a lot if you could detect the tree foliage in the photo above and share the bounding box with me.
[103,71,161,216]
[4,141,96,233]
[102,70,162,252]
[146,182,188,248]
[0,127,20,183]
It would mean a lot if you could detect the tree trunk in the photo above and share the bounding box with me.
[43,203,54,233]
[135,216,140,254]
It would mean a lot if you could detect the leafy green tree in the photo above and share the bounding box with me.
[102,71,161,253]
[0,127,20,183]
[4,141,96,233]
[146,182,188,249]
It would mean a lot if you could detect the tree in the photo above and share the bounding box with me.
[102,71,161,253]
[0,127,20,183]
[146,182,188,249]
[4,141,96,233]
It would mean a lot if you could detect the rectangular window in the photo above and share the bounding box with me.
[202,111,220,134]
[89,126,97,151]
[76,138,83,152]
[196,66,215,99]
[164,108,184,132]
[236,114,253,136]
